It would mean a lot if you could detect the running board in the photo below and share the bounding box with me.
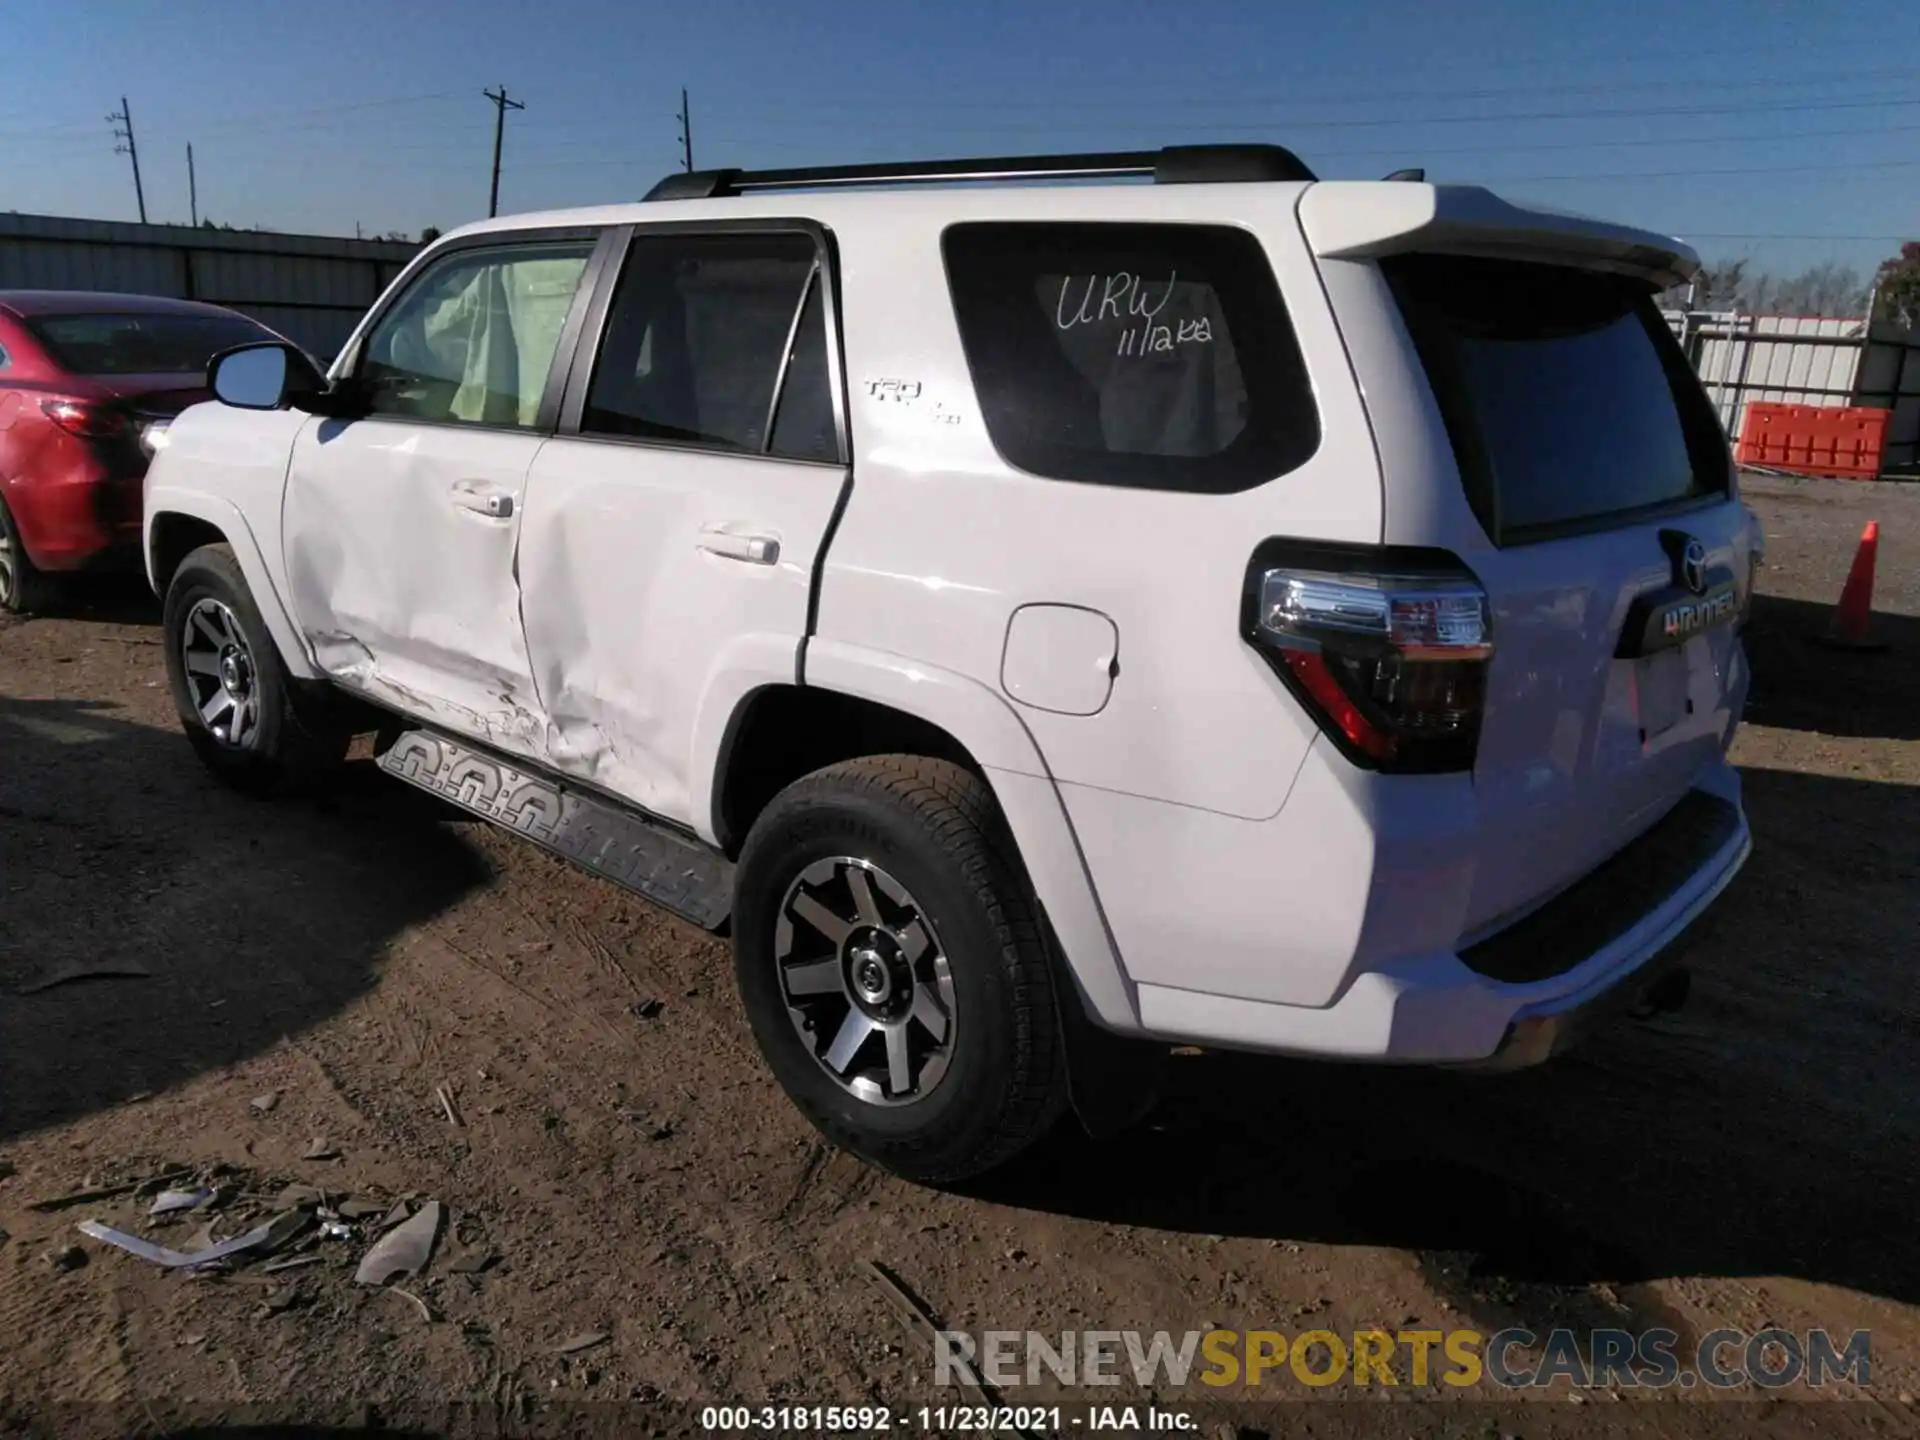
[376,728,733,930]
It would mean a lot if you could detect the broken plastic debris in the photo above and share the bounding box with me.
[354,1200,442,1286]
[300,1139,340,1161]
[250,1092,280,1114]
[272,1184,325,1211]
[337,1198,385,1220]
[16,959,151,995]
[149,1187,214,1216]
[77,1217,285,1269]
[319,1220,354,1241]
[557,1332,610,1355]
[377,1201,411,1231]
[29,1169,194,1213]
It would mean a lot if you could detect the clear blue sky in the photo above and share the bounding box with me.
[2,0,1915,279]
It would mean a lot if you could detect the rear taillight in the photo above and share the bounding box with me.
[40,398,130,441]
[1244,544,1492,774]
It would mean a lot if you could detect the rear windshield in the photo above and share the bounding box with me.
[26,311,272,376]
[942,223,1320,492]
[1383,254,1728,544]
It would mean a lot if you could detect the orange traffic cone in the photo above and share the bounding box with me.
[1821,520,1884,651]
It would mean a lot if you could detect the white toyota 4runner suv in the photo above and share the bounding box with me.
[145,146,1756,1182]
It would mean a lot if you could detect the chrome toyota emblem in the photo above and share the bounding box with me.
[1681,538,1708,595]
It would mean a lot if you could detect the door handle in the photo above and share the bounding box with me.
[451,483,514,519]
[697,528,780,566]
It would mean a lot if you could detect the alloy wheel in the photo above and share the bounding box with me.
[774,856,957,1106]
[180,598,261,749]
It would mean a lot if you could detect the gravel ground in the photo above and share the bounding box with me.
[1,476,1916,1438]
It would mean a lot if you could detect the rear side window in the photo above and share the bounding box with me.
[1384,254,1729,545]
[942,223,1319,492]
[582,231,838,462]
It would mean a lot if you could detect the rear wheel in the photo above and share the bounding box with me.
[0,496,56,616]
[162,542,350,795]
[732,756,1069,1183]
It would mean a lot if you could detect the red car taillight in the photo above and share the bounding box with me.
[40,398,131,441]
[1244,543,1492,774]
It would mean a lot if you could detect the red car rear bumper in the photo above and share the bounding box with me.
[3,466,145,572]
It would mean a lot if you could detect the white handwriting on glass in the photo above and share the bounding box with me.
[1054,272,1211,356]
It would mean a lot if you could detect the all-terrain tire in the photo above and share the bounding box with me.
[733,755,1069,1184]
[0,494,56,616]
[161,542,350,796]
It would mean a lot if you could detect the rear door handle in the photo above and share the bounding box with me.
[451,482,514,519]
[697,527,780,565]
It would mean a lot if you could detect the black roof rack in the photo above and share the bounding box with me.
[643,144,1316,202]
[1382,167,1426,182]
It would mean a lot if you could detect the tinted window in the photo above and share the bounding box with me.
[1384,254,1728,543]
[942,223,1319,491]
[360,240,593,428]
[583,232,836,461]
[27,311,272,375]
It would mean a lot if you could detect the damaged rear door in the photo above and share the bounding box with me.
[281,229,607,755]
[516,222,849,826]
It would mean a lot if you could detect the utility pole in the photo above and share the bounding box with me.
[108,96,147,224]
[677,87,693,173]
[483,85,524,219]
[187,144,198,227]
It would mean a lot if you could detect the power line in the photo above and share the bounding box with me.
[698,91,1920,145]
[107,96,146,224]
[701,64,1920,119]
[1494,157,1920,184]
[483,85,525,219]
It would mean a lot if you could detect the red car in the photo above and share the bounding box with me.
[0,291,287,614]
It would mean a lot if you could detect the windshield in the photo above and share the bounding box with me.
[1383,254,1729,544]
[27,311,274,377]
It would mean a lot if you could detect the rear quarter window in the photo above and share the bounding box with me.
[941,223,1319,492]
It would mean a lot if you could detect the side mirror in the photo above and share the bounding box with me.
[209,342,295,410]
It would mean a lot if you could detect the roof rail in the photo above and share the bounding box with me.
[1382,167,1426,182]
[643,144,1317,202]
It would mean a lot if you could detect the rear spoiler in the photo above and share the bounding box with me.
[1297,182,1699,291]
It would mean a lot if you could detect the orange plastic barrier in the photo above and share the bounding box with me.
[1735,403,1891,480]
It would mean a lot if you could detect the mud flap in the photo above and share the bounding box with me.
[1055,979,1166,1140]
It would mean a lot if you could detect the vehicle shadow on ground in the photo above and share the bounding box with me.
[21,573,163,627]
[1743,593,1919,741]
[975,764,1920,1328]
[0,697,488,1144]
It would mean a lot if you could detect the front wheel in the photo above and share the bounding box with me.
[161,542,349,796]
[732,756,1069,1183]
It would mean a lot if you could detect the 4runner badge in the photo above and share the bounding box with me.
[1616,531,1739,658]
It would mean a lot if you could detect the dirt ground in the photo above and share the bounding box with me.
[2,475,1918,1438]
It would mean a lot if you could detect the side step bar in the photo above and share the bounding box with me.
[376,728,734,930]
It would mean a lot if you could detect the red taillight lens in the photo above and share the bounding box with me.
[1248,556,1492,773]
[40,398,130,440]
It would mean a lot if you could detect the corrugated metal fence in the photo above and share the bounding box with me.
[1665,309,1920,475]
[0,212,418,364]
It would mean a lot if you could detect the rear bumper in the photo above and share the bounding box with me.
[3,470,145,571]
[1126,802,1748,1064]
